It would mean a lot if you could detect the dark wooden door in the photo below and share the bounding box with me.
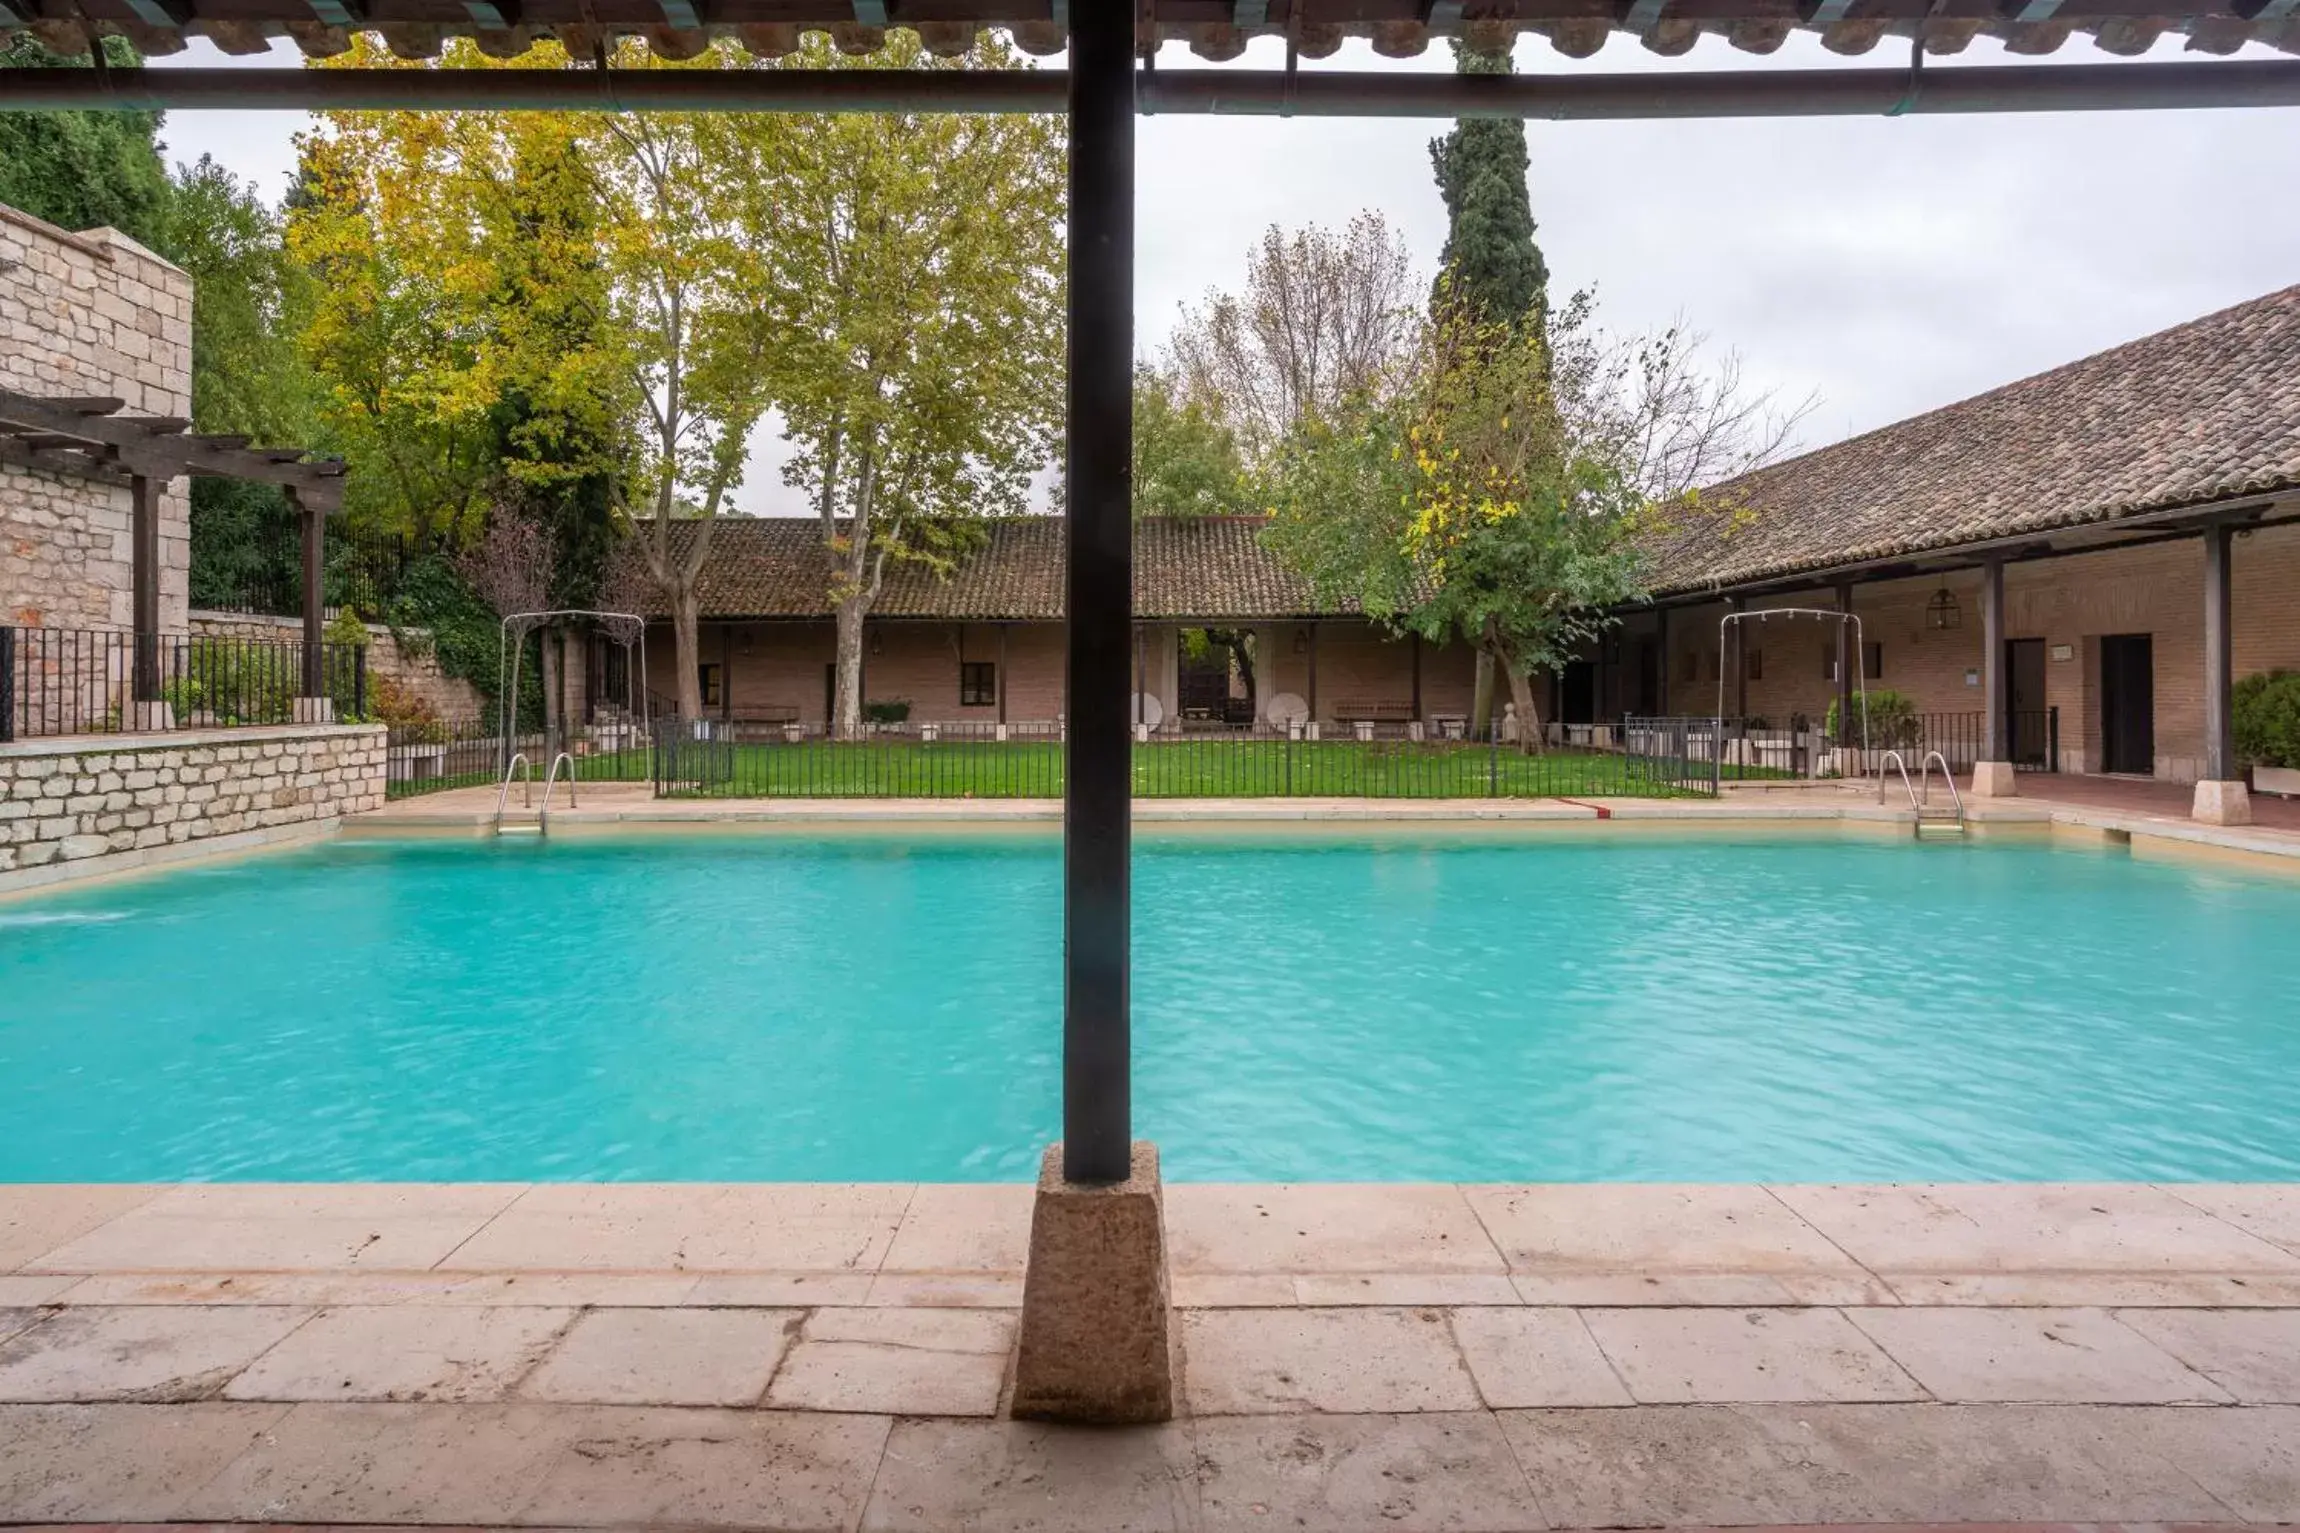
[1634,640,1660,715]
[2007,638,2047,767]
[1561,662,1595,725]
[2100,633,2155,775]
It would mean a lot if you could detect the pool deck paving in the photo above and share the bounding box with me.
[348,779,2300,867]
[6,1181,2300,1529]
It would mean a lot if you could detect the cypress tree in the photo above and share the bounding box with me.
[1428,42,1548,331]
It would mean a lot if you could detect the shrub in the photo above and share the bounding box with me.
[2234,670,2300,771]
[325,607,371,649]
[370,674,449,743]
[162,637,296,725]
[1825,688,1921,749]
[863,698,912,724]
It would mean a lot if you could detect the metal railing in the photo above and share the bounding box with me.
[192,523,430,621]
[385,717,655,799]
[1909,709,2060,773]
[2,625,366,742]
[650,716,1703,800]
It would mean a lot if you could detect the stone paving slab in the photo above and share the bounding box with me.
[6,1402,2297,1529]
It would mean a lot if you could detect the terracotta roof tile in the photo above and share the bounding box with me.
[1643,284,2300,596]
[660,514,1349,621]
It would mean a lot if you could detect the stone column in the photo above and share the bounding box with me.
[1971,559,2017,798]
[2194,522,2251,825]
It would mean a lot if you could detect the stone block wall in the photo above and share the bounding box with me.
[189,611,488,721]
[0,200,193,633]
[0,724,385,884]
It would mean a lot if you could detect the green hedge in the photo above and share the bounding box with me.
[2234,670,2300,771]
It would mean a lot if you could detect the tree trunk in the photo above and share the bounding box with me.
[539,622,563,752]
[1503,658,1544,755]
[1471,646,1496,740]
[832,597,867,741]
[671,587,704,725]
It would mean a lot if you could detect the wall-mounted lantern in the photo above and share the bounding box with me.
[1926,587,1962,631]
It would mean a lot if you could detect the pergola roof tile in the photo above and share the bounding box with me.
[1639,282,2300,595]
[4,1,2292,62]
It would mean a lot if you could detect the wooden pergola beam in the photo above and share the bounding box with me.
[0,389,344,510]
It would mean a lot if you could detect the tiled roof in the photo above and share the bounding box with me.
[661,514,1348,621]
[6,3,2287,66]
[1643,284,2300,597]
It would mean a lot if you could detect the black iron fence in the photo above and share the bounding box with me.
[649,717,1703,800]
[1906,709,2060,773]
[385,717,655,799]
[1,626,367,743]
[1619,708,2063,794]
[193,523,427,621]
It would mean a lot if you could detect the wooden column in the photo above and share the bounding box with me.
[1981,559,2006,762]
[997,622,1009,726]
[2203,523,2235,783]
[1732,595,1748,720]
[1835,581,1855,742]
[1306,622,1319,725]
[720,623,733,724]
[297,488,325,699]
[131,474,162,702]
[1655,608,1671,715]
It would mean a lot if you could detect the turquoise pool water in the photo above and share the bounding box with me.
[4,830,2298,1182]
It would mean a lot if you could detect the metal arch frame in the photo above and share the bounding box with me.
[496,608,650,772]
[1715,606,1869,758]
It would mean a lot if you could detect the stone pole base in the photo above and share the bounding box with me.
[1969,760,2019,798]
[127,699,177,732]
[2193,779,2253,826]
[1010,1141,1176,1424]
[293,696,337,724]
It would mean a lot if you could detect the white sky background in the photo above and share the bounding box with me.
[152,36,2300,516]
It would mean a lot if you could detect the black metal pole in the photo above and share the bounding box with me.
[1835,582,1855,745]
[2203,523,2235,783]
[1062,5,1135,1187]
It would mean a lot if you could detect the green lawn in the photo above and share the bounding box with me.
[639,738,1717,800]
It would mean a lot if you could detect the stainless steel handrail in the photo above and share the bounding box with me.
[493,751,531,829]
[1876,747,1967,832]
[1920,749,1967,825]
[538,751,576,830]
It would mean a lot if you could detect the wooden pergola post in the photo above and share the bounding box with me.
[130,473,163,710]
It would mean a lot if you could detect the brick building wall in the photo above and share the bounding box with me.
[0,723,385,889]
[1646,517,2300,782]
[646,616,1474,732]
[0,202,193,633]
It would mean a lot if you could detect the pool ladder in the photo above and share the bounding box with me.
[493,752,575,837]
[1877,749,1967,838]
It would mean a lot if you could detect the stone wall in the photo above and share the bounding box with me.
[189,610,488,721]
[0,724,385,891]
[0,201,194,633]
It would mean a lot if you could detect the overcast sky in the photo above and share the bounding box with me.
[152,36,2300,515]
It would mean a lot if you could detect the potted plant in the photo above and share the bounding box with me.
[2235,671,2300,797]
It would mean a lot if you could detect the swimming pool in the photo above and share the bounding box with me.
[3,828,2297,1183]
